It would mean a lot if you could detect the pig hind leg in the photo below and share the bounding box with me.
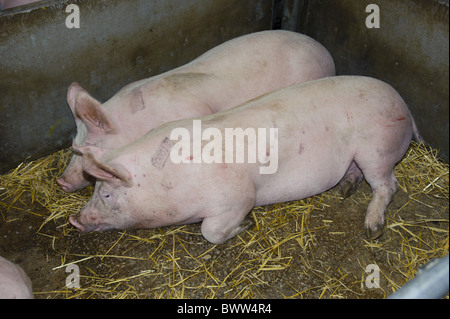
[354,117,411,239]
[355,157,399,239]
[338,161,364,198]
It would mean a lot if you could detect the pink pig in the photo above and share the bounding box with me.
[69,76,421,243]
[0,256,33,299]
[56,30,335,193]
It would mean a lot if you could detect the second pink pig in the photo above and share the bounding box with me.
[56,30,335,192]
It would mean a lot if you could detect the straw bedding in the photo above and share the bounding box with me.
[0,142,448,298]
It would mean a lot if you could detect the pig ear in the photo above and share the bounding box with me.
[72,140,106,159]
[82,150,133,187]
[67,82,86,114]
[74,91,118,135]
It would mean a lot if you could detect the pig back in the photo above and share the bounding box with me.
[177,30,335,113]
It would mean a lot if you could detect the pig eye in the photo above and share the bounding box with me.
[99,189,111,199]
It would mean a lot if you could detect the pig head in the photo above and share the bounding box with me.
[68,143,136,232]
[69,182,133,233]
[69,140,208,234]
[56,83,123,192]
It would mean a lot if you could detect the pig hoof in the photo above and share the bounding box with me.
[339,180,355,198]
[366,224,384,240]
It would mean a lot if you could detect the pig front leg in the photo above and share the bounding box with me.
[200,187,256,244]
[194,167,257,244]
[201,213,255,244]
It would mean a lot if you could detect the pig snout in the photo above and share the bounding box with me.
[69,215,102,233]
[56,177,75,193]
[69,215,87,232]
[56,155,96,193]
[56,173,94,193]
[69,213,108,233]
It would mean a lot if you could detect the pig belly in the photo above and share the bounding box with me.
[254,143,352,206]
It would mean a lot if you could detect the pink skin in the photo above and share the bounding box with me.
[56,155,94,193]
[56,30,335,193]
[70,76,420,243]
[0,256,33,299]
